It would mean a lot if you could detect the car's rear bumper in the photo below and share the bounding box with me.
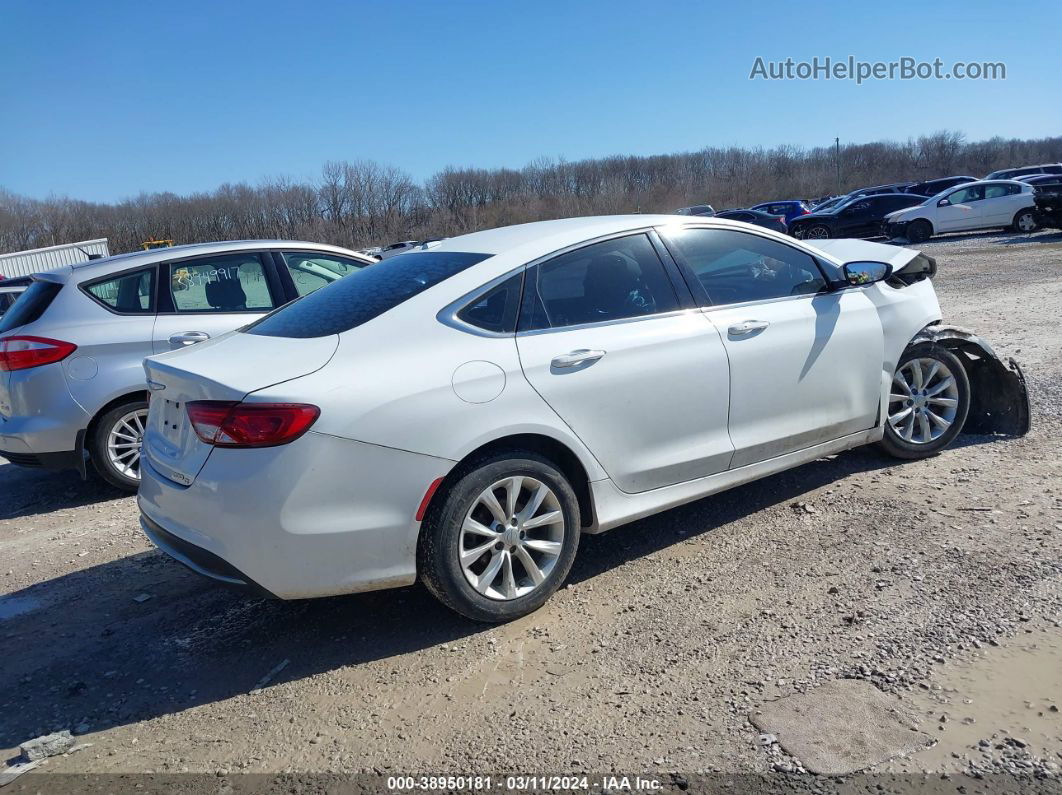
[0,364,90,457]
[137,431,454,599]
[0,442,83,472]
[140,513,278,598]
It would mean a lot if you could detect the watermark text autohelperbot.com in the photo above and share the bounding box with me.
[750,56,1006,84]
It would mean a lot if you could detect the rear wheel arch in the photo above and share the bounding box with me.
[420,433,596,534]
[86,390,150,445]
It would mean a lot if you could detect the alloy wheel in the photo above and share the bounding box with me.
[107,407,148,480]
[805,226,830,239]
[459,476,565,601]
[1017,212,1037,232]
[888,357,960,445]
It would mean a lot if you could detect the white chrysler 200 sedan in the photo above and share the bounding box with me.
[137,216,1029,622]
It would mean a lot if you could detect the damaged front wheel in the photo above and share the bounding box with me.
[879,343,971,459]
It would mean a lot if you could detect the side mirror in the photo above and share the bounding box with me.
[938,198,951,207]
[844,261,892,286]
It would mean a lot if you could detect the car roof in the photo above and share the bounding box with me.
[428,215,695,257]
[32,240,371,282]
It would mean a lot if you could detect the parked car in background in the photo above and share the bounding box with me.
[136,214,1027,621]
[985,163,1062,180]
[0,241,373,491]
[0,276,30,319]
[849,182,916,199]
[1033,181,1062,229]
[673,204,716,217]
[789,193,924,239]
[749,200,810,223]
[1017,173,1062,186]
[712,208,787,233]
[882,180,1038,243]
[377,241,423,260]
[905,176,978,197]
[810,195,848,212]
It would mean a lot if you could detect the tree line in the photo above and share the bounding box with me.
[2,131,1060,256]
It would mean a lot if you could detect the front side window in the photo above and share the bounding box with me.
[248,251,490,338]
[520,234,679,331]
[169,253,274,313]
[84,268,155,314]
[947,186,984,204]
[663,227,827,306]
[281,251,369,297]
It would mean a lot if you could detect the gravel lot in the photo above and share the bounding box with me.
[2,230,1061,789]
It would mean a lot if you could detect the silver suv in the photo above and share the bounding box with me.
[0,240,371,491]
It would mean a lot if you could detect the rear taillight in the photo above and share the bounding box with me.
[186,401,320,448]
[0,336,77,372]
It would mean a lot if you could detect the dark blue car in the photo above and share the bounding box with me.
[749,200,811,223]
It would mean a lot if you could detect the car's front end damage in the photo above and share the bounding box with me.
[910,324,1031,437]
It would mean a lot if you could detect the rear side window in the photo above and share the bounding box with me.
[83,268,155,314]
[456,273,523,333]
[520,234,679,331]
[247,251,490,338]
[281,251,369,297]
[169,254,274,312]
[0,281,62,332]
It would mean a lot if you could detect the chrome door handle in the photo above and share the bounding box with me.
[728,320,770,336]
[169,331,211,346]
[551,349,606,368]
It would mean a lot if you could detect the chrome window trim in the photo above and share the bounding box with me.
[515,307,703,338]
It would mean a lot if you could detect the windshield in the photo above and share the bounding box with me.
[246,250,490,338]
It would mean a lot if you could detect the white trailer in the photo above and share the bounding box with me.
[0,238,110,279]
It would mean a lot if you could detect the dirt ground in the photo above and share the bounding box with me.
[2,229,1061,789]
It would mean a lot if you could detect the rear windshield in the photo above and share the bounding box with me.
[0,281,62,333]
[246,251,490,338]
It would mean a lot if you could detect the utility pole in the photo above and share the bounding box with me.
[834,137,841,195]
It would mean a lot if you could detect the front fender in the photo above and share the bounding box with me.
[910,324,1031,437]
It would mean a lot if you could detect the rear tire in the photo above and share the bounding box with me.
[90,399,148,492]
[878,344,970,460]
[418,451,581,623]
[906,219,932,244]
[804,225,832,240]
[1012,208,1038,233]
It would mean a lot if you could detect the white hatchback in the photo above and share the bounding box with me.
[883,180,1038,243]
[137,216,1028,622]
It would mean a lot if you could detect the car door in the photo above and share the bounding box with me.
[934,185,984,231]
[980,182,1020,226]
[836,200,875,237]
[515,232,734,493]
[151,251,287,353]
[660,226,885,469]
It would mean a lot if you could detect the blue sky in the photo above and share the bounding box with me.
[1,0,1059,202]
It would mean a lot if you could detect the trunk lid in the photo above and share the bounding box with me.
[142,331,338,486]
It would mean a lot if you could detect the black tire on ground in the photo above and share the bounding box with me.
[805,225,832,240]
[1012,208,1039,233]
[418,451,581,623]
[906,219,932,244]
[878,343,971,460]
[90,399,148,492]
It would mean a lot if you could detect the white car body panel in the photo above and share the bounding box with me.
[516,309,732,492]
[138,216,945,598]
